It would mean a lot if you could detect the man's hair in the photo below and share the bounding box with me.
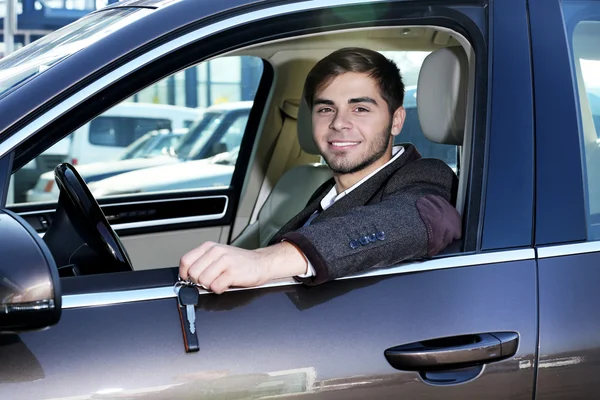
[303,47,405,115]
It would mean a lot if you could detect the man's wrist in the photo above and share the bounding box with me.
[258,242,308,280]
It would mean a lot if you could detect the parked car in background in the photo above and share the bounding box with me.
[12,102,203,203]
[89,146,240,197]
[67,101,203,166]
[85,102,250,197]
[26,128,186,203]
[119,127,187,160]
[26,102,250,202]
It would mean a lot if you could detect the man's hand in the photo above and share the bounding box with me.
[179,242,308,294]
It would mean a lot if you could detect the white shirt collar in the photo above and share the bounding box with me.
[320,145,405,211]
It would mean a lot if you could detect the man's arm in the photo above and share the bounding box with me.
[280,163,462,285]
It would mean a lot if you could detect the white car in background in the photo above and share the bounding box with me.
[67,101,203,166]
[89,150,238,197]
[12,102,203,203]
[27,102,250,202]
[26,129,188,202]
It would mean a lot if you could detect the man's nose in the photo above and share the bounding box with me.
[329,110,352,131]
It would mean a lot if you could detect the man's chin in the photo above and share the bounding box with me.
[325,149,390,175]
[327,159,369,175]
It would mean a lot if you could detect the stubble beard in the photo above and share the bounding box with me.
[322,122,393,175]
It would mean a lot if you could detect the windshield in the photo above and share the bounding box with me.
[120,132,156,160]
[174,112,222,159]
[0,7,151,98]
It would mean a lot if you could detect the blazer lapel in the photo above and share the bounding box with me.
[312,144,421,222]
[272,178,334,237]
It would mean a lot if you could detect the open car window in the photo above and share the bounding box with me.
[9,56,263,204]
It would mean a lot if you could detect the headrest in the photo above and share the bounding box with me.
[297,96,321,155]
[417,47,468,146]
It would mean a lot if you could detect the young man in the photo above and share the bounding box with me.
[179,47,461,293]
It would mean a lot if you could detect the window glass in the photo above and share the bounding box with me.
[9,56,263,205]
[88,117,171,147]
[568,18,600,240]
[120,130,185,160]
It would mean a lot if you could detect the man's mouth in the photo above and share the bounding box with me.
[329,141,361,148]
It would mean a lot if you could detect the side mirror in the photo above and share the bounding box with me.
[0,210,61,332]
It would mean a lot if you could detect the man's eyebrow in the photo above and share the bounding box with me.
[313,98,334,106]
[349,97,378,105]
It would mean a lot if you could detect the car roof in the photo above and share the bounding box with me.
[0,0,269,135]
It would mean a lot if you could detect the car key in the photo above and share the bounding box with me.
[176,284,200,353]
[178,285,198,334]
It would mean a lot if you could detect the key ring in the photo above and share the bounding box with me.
[175,275,209,291]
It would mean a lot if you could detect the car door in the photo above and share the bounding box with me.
[0,0,539,399]
[529,0,600,398]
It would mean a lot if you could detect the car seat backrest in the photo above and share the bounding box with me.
[417,46,470,215]
[231,98,332,249]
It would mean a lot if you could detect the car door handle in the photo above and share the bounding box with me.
[384,331,519,371]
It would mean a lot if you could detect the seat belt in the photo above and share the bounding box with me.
[249,99,300,225]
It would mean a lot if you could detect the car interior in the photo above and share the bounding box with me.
[11,24,477,278]
[198,26,475,268]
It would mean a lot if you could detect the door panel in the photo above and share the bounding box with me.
[124,226,226,270]
[536,247,600,399]
[0,256,536,399]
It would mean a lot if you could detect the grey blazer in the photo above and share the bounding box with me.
[269,144,462,285]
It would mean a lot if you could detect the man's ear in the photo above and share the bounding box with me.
[390,106,406,137]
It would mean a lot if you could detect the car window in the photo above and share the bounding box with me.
[190,112,249,160]
[120,131,183,160]
[9,56,263,204]
[89,117,172,147]
[566,14,600,240]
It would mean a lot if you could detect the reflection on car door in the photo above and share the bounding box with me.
[0,253,538,399]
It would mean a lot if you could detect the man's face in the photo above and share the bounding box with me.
[312,72,404,175]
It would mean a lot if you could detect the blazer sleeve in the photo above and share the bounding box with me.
[280,160,462,285]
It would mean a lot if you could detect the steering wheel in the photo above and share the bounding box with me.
[43,163,133,275]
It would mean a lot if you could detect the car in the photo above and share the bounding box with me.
[1,0,600,398]
[66,101,203,166]
[25,102,251,202]
[11,102,203,203]
[119,127,187,160]
[88,146,240,197]
[24,128,187,203]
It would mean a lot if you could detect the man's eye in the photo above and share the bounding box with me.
[317,107,333,113]
[354,106,369,112]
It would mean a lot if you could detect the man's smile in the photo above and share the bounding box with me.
[329,141,361,148]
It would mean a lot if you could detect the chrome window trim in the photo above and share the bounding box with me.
[0,0,387,158]
[110,211,226,230]
[62,248,535,309]
[537,241,600,258]
[19,194,229,230]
